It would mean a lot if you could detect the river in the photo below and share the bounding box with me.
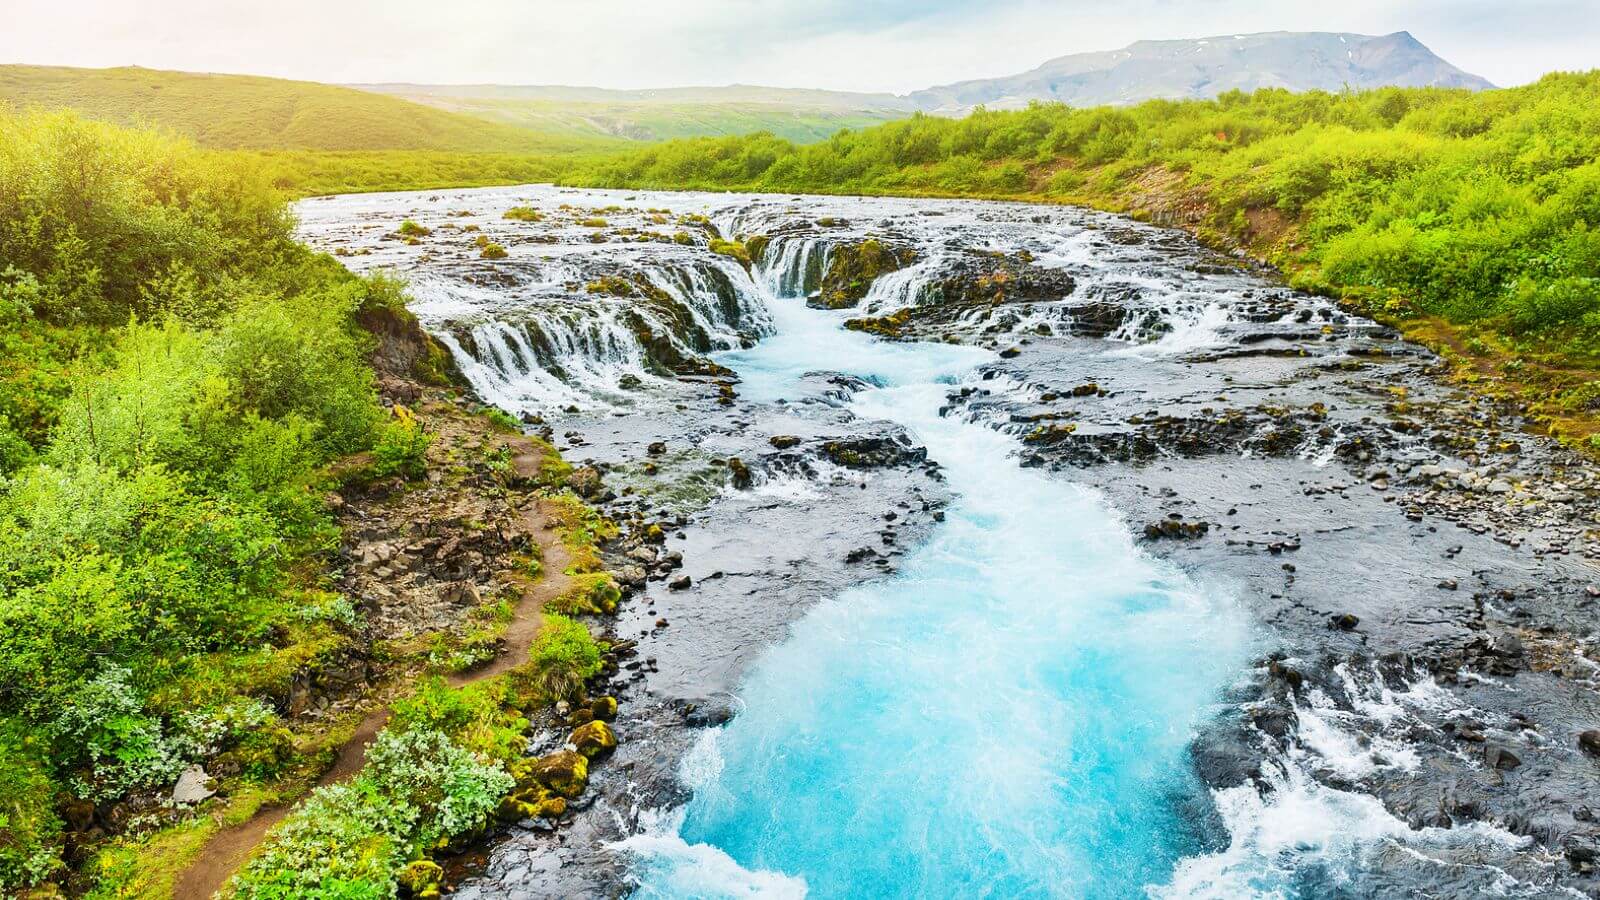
[299,185,1600,899]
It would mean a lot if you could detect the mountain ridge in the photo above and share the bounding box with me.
[907,31,1494,112]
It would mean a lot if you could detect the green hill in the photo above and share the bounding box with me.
[353,83,916,143]
[0,65,615,152]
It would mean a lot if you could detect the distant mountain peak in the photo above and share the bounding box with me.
[907,31,1493,114]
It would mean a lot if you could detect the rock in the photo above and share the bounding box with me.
[728,457,752,489]
[682,696,737,727]
[171,766,215,805]
[64,799,96,831]
[1578,730,1600,758]
[515,750,589,798]
[769,435,802,449]
[999,347,1021,359]
[1565,835,1600,873]
[1485,744,1523,770]
[1329,613,1360,631]
[1142,517,1210,540]
[569,720,618,758]
[1070,382,1100,397]
[589,695,618,722]
[569,465,603,498]
[1266,659,1303,689]
[646,441,667,456]
[1437,578,1458,591]
[668,575,691,590]
[399,860,445,899]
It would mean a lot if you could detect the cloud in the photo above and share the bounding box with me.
[1,0,1595,91]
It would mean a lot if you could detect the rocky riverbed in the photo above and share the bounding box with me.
[300,186,1600,899]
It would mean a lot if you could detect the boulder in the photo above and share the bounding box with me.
[1485,744,1523,770]
[171,766,215,805]
[569,720,618,758]
[514,750,589,798]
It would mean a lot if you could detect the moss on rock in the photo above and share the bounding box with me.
[812,239,916,310]
[568,720,617,758]
[514,750,589,798]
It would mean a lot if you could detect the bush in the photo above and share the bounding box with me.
[214,290,383,455]
[47,666,187,801]
[370,407,431,480]
[518,615,602,703]
[0,108,396,884]
[0,108,291,326]
[0,464,285,715]
[0,721,63,891]
[231,728,512,898]
[502,206,542,222]
[479,241,508,260]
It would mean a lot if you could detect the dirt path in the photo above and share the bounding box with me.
[173,500,574,899]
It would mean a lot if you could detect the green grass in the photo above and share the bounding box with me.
[240,149,601,197]
[356,83,913,143]
[0,65,617,153]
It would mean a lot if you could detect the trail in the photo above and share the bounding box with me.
[174,493,574,900]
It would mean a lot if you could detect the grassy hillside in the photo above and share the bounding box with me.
[560,74,1600,453]
[355,83,913,143]
[0,65,616,153]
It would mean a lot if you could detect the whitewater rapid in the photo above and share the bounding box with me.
[613,265,1252,898]
[298,186,1574,900]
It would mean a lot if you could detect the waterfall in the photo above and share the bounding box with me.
[757,237,832,299]
[410,256,775,415]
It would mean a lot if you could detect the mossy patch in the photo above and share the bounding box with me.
[813,239,916,310]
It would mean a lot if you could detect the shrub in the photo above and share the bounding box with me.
[0,108,291,326]
[397,220,431,237]
[517,615,602,703]
[502,206,543,222]
[0,720,63,892]
[47,666,186,801]
[479,241,509,260]
[214,291,383,456]
[231,727,512,898]
[370,406,431,480]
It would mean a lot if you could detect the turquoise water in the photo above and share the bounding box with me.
[622,291,1250,898]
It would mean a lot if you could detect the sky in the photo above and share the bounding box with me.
[3,0,1597,92]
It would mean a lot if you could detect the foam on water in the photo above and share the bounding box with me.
[618,278,1253,898]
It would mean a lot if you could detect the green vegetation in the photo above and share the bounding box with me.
[561,72,1600,448]
[0,107,408,893]
[815,239,915,309]
[0,65,616,153]
[228,678,526,899]
[244,150,580,198]
[517,615,604,703]
[354,83,913,143]
[228,611,604,897]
